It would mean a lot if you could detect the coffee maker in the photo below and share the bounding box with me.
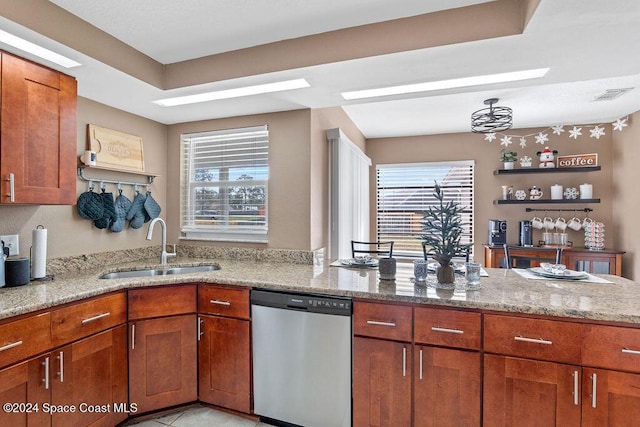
[519,220,533,247]
[488,220,507,246]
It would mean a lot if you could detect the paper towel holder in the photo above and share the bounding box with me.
[30,225,54,282]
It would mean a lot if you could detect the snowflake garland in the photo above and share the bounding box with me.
[479,116,629,148]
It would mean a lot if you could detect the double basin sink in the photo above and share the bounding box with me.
[99,265,220,279]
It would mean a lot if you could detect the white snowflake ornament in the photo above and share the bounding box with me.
[519,156,532,168]
[519,137,528,148]
[500,135,513,147]
[484,132,497,142]
[590,126,605,139]
[569,126,582,139]
[552,125,565,135]
[613,118,628,131]
[535,132,549,145]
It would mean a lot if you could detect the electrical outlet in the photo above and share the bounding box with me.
[0,234,19,256]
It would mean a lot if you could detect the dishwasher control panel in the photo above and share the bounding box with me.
[251,289,352,316]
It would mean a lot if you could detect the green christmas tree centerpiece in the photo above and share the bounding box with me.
[421,182,472,286]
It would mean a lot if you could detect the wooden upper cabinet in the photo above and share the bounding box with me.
[0,52,77,205]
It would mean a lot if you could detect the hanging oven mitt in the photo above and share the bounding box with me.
[143,191,161,222]
[109,190,132,233]
[77,187,104,220]
[126,191,147,229]
[94,189,117,229]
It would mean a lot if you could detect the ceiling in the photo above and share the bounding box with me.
[2,0,640,138]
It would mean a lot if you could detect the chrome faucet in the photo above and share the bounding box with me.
[146,218,176,266]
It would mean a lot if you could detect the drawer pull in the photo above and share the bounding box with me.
[514,336,552,345]
[591,373,597,408]
[366,320,396,327]
[622,348,640,355]
[81,312,111,324]
[210,299,231,306]
[431,326,464,335]
[0,340,23,352]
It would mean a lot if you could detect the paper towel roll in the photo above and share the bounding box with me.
[31,226,47,279]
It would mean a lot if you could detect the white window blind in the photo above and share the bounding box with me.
[180,125,268,242]
[376,161,474,258]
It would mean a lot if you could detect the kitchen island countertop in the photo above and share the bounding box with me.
[1,258,639,324]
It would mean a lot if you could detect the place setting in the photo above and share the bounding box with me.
[513,263,613,284]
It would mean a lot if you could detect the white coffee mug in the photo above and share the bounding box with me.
[567,217,582,231]
[81,150,97,166]
[543,216,555,230]
[555,217,567,231]
[531,216,544,229]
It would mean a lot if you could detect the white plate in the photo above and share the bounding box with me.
[427,262,465,273]
[341,258,378,267]
[527,267,589,280]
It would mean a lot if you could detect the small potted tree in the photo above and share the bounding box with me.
[421,182,472,288]
[500,148,518,170]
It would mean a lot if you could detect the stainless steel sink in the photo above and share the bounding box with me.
[99,264,220,279]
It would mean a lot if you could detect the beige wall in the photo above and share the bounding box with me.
[0,97,168,258]
[366,128,614,266]
[612,112,639,280]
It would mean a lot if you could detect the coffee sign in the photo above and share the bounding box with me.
[557,153,598,168]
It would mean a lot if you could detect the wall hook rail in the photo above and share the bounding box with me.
[77,167,154,189]
[525,207,593,213]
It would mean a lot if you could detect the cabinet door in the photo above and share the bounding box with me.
[129,315,197,414]
[198,315,250,413]
[414,346,480,427]
[564,253,618,276]
[0,355,50,427]
[353,337,411,427]
[1,53,77,205]
[51,325,128,427]
[484,355,581,427]
[582,368,640,426]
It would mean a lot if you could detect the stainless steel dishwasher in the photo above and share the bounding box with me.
[251,289,352,427]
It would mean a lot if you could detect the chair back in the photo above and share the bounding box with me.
[503,244,562,269]
[351,240,394,258]
[421,242,470,262]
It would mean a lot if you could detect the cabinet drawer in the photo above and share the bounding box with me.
[198,285,249,319]
[353,301,412,342]
[128,284,196,320]
[583,324,640,373]
[52,292,126,347]
[0,312,51,368]
[484,314,583,364]
[414,307,481,350]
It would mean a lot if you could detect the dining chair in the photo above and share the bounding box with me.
[351,240,394,258]
[503,244,562,269]
[421,242,470,262]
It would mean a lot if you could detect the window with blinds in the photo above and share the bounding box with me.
[376,161,474,258]
[180,125,268,242]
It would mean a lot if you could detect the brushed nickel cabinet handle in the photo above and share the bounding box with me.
[210,299,231,306]
[9,173,15,202]
[0,340,23,352]
[58,351,64,383]
[366,320,396,327]
[431,326,464,334]
[81,312,111,324]
[573,370,579,406]
[591,373,597,408]
[622,348,640,355]
[43,357,50,390]
[402,347,407,377]
[131,324,136,350]
[419,349,423,380]
[197,317,203,341]
[514,336,552,345]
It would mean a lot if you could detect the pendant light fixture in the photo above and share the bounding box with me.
[471,98,513,133]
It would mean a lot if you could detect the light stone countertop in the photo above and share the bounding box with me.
[1,258,639,324]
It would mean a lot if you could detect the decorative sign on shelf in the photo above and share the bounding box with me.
[557,153,598,168]
[87,124,145,172]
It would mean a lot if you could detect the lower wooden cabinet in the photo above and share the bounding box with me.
[414,346,480,427]
[198,315,251,413]
[128,314,197,414]
[353,336,412,427]
[484,355,581,427]
[581,368,640,426]
[0,326,128,427]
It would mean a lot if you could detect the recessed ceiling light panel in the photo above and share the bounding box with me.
[153,78,311,107]
[0,29,81,68]
[341,68,550,100]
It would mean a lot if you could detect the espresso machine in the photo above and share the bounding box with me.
[488,219,507,246]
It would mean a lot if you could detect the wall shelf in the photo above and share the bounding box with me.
[494,166,601,175]
[77,165,159,187]
[494,199,600,205]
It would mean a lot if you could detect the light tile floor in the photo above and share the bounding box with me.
[126,405,271,427]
